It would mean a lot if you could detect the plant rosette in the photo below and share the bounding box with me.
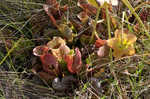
[106,29,137,58]
[33,37,82,76]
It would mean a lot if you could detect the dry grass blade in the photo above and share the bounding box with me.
[0,71,59,98]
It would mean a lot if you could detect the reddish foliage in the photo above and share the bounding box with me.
[140,8,150,22]
[78,0,97,16]
[95,39,106,48]
[33,45,49,56]
[44,0,68,27]
[40,54,60,76]
[43,4,58,27]
[65,48,82,74]
[64,55,74,73]
[73,48,82,71]
[46,0,59,13]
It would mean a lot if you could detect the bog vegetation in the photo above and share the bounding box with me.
[0,0,150,98]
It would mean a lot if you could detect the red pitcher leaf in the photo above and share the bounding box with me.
[33,45,49,56]
[44,0,68,28]
[43,0,60,27]
[43,4,58,27]
[45,0,60,16]
[65,48,82,74]
[40,54,60,76]
[64,55,74,73]
[46,0,59,12]
[95,39,106,48]
[72,48,82,73]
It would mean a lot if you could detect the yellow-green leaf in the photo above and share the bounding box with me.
[106,29,137,58]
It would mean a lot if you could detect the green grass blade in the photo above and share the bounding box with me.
[0,37,22,66]
[122,0,150,39]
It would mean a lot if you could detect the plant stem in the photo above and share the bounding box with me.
[105,3,113,61]
[106,4,124,99]
[90,7,101,43]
